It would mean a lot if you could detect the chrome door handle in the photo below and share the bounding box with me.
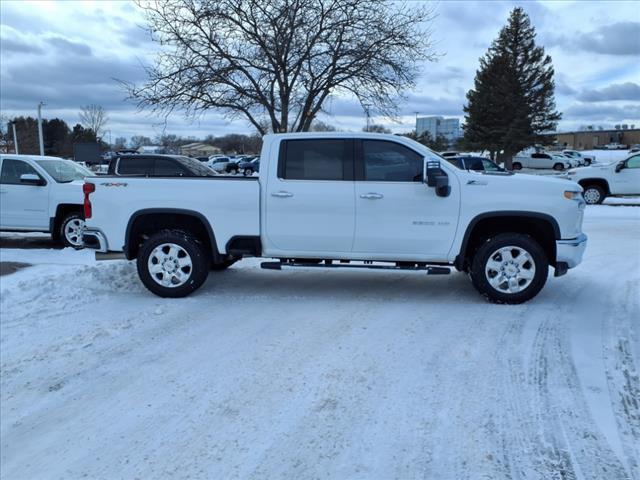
[360,193,383,199]
[271,191,294,198]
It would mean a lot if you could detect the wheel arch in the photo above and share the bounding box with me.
[455,211,560,271]
[124,208,221,262]
[51,204,83,237]
[577,178,610,195]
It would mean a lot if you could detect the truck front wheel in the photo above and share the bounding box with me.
[469,233,548,304]
[582,185,605,204]
[137,230,210,298]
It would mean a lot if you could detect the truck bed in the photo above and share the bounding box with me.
[87,176,260,253]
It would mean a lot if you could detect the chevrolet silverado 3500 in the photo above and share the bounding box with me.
[83,133,587,304]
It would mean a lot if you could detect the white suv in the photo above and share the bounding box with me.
[0,155,90,247]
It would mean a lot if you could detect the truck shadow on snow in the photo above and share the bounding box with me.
[200,266,485,304]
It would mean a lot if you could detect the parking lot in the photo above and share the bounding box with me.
[1,202,638,480]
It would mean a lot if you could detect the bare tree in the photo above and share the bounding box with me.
[126,0,435,134]
[79,104,108,140]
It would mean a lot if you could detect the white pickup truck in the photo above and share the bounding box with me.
[512,152,574,171]
[82,133,588,304]
[0,154,91,247]
[567,152,640,204]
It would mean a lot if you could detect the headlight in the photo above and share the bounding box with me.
[567,171,577,175]
[564,190,582,200]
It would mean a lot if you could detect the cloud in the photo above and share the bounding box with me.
[577,82,640,102]
[563,102,640,120]
[0,37,43,55]
[550,22,640,56]
[47,36,93,57]
[578,22,640,56]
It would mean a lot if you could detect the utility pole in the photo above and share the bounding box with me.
[11,122,19,154]
[37,101,45,156]
[363,104,371,132]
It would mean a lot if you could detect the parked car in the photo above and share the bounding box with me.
[562,150,595,166]
[83,133,587,304]
[566,153,640,204]
[108,155,217,177]
[240,158,260,176]
[629,144,640,154]
[194,156,210,162]
[0,154,92,247]
[445,156,506,172]
[207,156,240,174]
[603,143,626,150]
[439,151,460,158]
[512,152,573,171]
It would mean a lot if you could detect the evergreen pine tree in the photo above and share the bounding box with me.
[463,7,561,168]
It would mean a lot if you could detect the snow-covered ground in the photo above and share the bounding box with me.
[1,205,639,480]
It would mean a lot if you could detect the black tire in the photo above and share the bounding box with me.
[58,211,85,248]
[243,168,253,176]
[553,163,565,171]
[211,259,237,271]
[512,162,522,170]
[469,233,548,304]
[582,184,605,205]
[585,160,591,166]
[137,229,210,298]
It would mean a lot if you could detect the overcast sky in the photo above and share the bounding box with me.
[1,0,639,141]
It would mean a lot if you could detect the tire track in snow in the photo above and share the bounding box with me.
[603,278,640,479]
[529,283,630,480]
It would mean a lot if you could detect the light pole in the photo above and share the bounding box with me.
[11,122,19,154]
[363,103,371,132]
[37,101,45,156]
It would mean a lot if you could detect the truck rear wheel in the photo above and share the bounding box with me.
[137,230,210,298]
[59,212,85,248]
[512,162,522,170]
[469,233,548,304]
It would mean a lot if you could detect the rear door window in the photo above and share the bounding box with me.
[280,139,353,180]
[117,157,154,175]
[154,158,187,176]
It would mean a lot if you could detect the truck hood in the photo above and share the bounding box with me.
[463,169,580,190]
[567,163,615,175]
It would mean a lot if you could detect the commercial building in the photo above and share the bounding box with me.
[179,142,221,157]
[416,116,461,144]
[549,128,640,150]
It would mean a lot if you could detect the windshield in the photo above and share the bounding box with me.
[35,160,92,183]
[175,156,218,176]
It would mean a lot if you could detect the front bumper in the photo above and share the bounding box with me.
[556,233,587,272]
[82,229,108,252]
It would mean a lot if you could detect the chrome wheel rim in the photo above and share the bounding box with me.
[147,243,193,288]
[64,218,85,247]
[485,246,536,294]
[584,188,600,204]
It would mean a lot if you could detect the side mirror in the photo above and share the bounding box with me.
[20,173,45,186]
[425,160,451,197]
[615,162,625,173]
